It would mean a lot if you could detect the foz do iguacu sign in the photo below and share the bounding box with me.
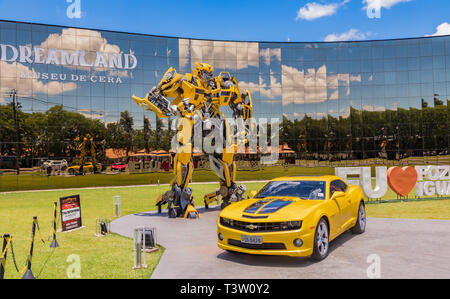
[336,166,450,199]
[0,44,138,84]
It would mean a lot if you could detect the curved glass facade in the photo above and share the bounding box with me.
[1,20,450,170]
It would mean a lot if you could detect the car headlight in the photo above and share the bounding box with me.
[221,217,234,226]
[287,221,302,230]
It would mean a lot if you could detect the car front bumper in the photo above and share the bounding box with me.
[217,223,315,257]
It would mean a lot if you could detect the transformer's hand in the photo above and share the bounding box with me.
[231,90,253,142]
[132,87,174,118]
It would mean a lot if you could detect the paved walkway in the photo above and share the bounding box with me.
[110,208,450,279]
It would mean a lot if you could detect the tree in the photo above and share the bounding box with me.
[151,116,164,149]
[119,110,134,160]
[143,116,151,153]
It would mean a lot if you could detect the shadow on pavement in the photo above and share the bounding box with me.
[133,205,222,217]
[216,230,358,268]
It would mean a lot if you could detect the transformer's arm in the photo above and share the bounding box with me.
[234,88,253,121]
[217,73,254,140]
[132,67,195,118]
[216,73,253,121]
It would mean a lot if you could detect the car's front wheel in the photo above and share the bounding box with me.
[351,202,366,234]
[312,218,329,261]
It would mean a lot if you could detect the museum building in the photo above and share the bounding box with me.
[1,19,450,167]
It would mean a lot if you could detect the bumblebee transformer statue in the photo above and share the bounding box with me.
[70,134,105,174]
[132,63,252,218]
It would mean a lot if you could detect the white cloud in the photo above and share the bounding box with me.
[239,73,282,99]
[362,0,414,10]
[324,29,368,42]
[428,22,450,36]
[260,48,281,65]
[39,28,121,54]
[0,60,78,101]
[0,28,135,102]
[77,108,105,120]
[362,104,386,112]
[37,28,131,77]
[179,39,259,72]
[296,1,349,21]
[239,64,361,106]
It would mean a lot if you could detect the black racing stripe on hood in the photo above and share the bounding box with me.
[243,199,272,214]
[257,199,293,214]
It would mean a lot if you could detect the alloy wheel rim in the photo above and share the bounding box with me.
[359,205,366,230]
[316,222,328,256]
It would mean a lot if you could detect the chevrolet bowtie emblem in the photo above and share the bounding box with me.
[246,224,258,230]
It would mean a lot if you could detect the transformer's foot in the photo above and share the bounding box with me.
[184,204,199,219]
[157,203,162,214]
[204,190,220,209]
[221,201,231,210]
[168,207,178,218]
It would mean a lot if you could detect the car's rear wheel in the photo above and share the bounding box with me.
[68,169,75,175]
[312,218,329,261]
[351,202,366,234]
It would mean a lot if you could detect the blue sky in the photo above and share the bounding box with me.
[0,0,449,42]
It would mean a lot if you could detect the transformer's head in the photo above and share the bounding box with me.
[194,62,214,83]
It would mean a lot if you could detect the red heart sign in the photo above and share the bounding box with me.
[387,166,418,197]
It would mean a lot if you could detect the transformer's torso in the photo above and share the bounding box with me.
[131,63,253,218]
[155,67,244,119]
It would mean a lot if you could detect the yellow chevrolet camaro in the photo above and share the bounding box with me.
[217,175,366,260]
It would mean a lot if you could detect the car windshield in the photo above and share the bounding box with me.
[255,180,326,200]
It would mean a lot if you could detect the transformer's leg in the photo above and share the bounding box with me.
[92,156,98,173]
[159,116,198,218]
[161,152,195,218]
[204,190,220,209]
[208,151,246,209]
[207,114,247,209]
[79,155,85,175]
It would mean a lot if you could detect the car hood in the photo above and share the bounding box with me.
[221,197,323,221]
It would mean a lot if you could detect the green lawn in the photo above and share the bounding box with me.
[1,181,449,279]
[0,182,264,279]
[0,166,334,192]
[365,199,450,220]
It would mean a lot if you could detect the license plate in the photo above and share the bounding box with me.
[241,234,262,245]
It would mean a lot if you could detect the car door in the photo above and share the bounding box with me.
[329,179,352,233]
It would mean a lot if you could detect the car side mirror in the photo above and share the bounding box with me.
[249,190,258,198]
[331,191,345,200]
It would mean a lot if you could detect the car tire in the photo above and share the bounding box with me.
[68,169,75,175]
[351,202,366,234]
[311,218,329,261]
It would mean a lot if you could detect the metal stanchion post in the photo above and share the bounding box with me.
[22,217,37,279]
[50,202,59,248]
[133,228,141,269]
[114,196,121,217]
[142,227,147,268]
[0,234,10,279]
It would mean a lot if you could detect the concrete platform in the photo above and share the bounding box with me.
[110,207,450,279]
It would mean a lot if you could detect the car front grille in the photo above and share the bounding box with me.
[228,239,286,250]
[220,217,301,232]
